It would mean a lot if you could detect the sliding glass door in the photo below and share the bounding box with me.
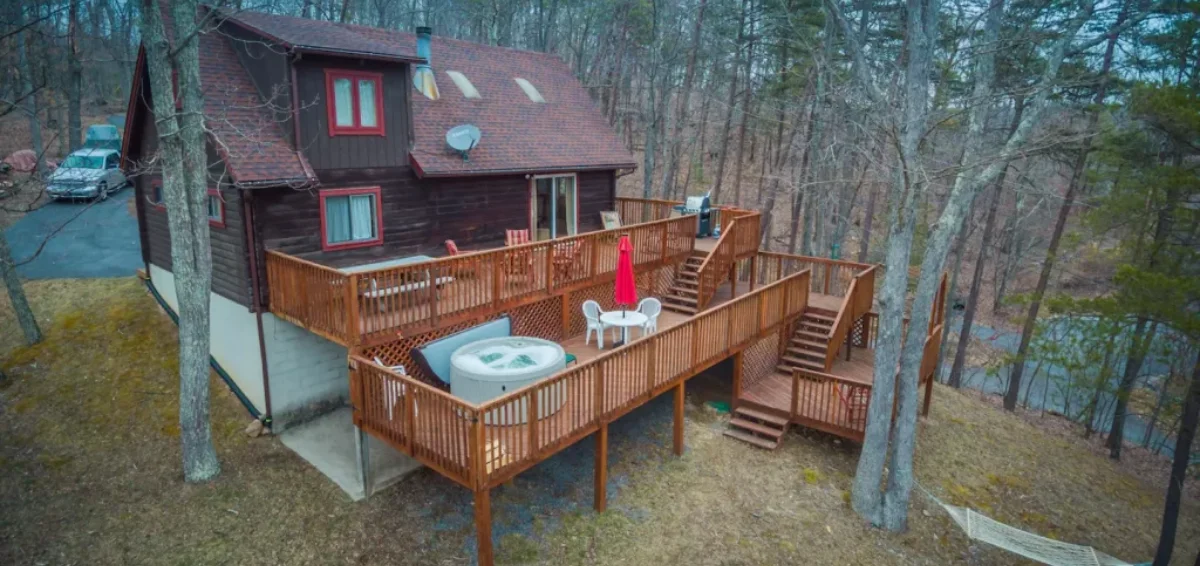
[532,174,577,241]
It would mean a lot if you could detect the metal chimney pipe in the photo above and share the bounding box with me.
[412,26,439,100]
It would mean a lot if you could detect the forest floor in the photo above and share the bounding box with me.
[2,278,1197,565]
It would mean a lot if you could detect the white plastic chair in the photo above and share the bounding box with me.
[582,300,608,349]
[637,298,662,337]
[374,357,408,420]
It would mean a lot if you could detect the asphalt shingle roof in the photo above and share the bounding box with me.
[227,12,636,177]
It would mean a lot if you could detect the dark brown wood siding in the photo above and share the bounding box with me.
[294,57,411,171]
[253,169,617,282]
[220,21,292,145]
[131,86,253,307]
[577,170,616,233]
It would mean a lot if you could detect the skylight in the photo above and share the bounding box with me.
[514,78,545,103]
[445,71,480,99]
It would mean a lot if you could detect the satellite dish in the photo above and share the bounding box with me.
[446,124,481,161]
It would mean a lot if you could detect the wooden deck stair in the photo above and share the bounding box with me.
[724,406,788,449]
[662,252,707,315]
[776,307,838,374]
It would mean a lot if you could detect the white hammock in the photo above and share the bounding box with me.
[940,503,1133,566]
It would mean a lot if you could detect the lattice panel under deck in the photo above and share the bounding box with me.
[850,315,867,348]
[741,330,782,390]
[508,296,565,342]
[359,316,501,389]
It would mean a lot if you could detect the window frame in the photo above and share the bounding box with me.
[319,186,383,251]
[528,173,579,240]
[150,182,165,209]
[207,188,225,228]
[324,69,386,137]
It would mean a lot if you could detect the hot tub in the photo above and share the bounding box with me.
[449,337,567,425]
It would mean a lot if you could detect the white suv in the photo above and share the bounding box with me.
[47,148,127,201]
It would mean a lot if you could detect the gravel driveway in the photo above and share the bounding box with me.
[6,187,142,279]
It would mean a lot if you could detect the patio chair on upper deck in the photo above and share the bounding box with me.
[503,229,533,279]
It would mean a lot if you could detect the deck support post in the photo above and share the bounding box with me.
[474,488,494,566]
[673,381,685,456]
[594,423,609,512]
[354,425,372,498]
[922,376,934,417]
[748,254,757,291]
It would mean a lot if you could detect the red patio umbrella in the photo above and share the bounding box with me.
[614,234,638,316]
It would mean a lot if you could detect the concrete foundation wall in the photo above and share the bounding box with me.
[149,264,267,413]
[262,313,349,431]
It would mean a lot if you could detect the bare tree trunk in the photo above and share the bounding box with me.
[67,0,83,153]
[1152,355,1200,566]
[947,97,1023,387]
[0,232,41,345]
[15,5,47,177]
[710,1,746,204]
[661,0,707,199]
[731,13,756,207]
[849,0,938,527]
[141,0,220,483]
[857,181,876,262]
[1006,3,1124,411]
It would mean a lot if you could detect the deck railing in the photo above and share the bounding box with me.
[615,197,683,224]
[349,268,812,491]
[754,252,872,295]
[790,367,873,441]
[695,212,761,310]
[267,215,697,346]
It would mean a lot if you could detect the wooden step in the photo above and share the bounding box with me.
[669,286,698,296]
[733,406,789,428]
[804,312,836,324]
[722,429,780,450]
[786,348,825,362]
[729,417,785,438]
[781,355,824,370]
[665,293,697,305]
[790,337,827,350]
[796,328,829,339]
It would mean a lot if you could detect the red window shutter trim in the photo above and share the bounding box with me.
[318,186,384,251]
[324,69,386,137]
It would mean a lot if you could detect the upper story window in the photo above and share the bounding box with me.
[207,189,225,227]
[324,69,385,136]
[320,187,382,251]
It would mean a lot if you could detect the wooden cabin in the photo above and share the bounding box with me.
[122,9,947,566]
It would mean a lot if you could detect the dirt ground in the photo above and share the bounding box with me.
[2,278,1197,565]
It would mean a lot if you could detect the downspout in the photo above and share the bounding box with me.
[243,189,273,428]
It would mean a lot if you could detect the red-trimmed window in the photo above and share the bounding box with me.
[325,69,385,136]
[320,187,382,251]
[207,189,225,227]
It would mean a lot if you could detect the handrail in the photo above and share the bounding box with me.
[790,366,873,440]
[823,277,859,371]
[349,356,481,488]
[615,196,684,224]
[693,212,761,310]
[266,214,697,346]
